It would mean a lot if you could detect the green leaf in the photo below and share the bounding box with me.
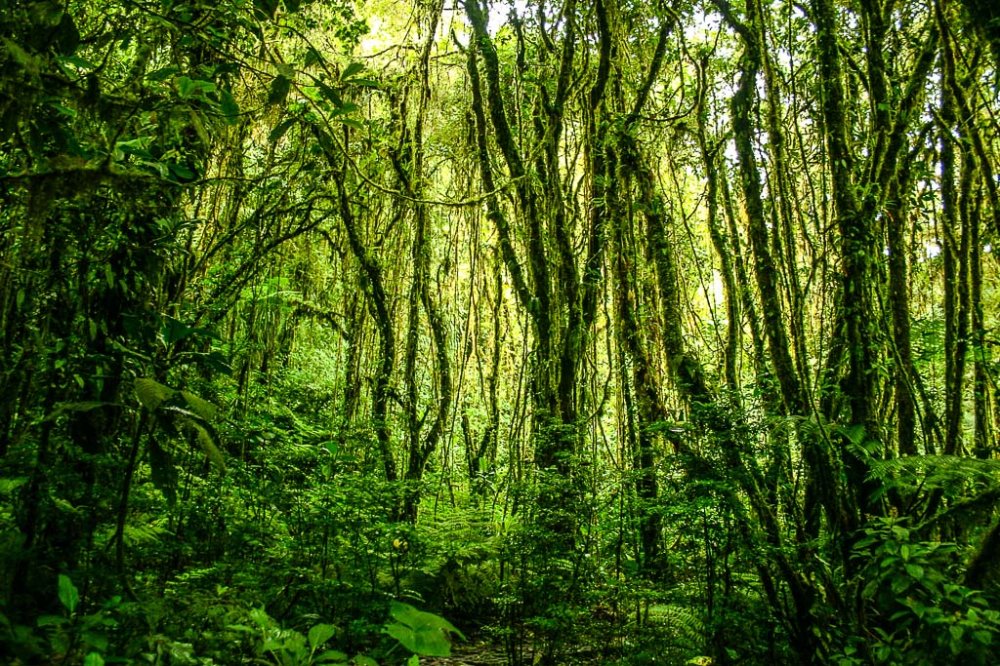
[58,55,97,70]
[344,78,379,89]
[905,563,924,579]
[342,62,365,80]
[147,66,180,82]
[268,75,292,105]
[83,653,104,666]
[269,118,297,144]
[135,378,175,411]
[58,574,79,613]
[37,614,68,627]
[43,401,119,422]
[176,76,216,99]
[3,38,40,75]
[180,390,219,421]
[386,602,463,658]
[219,89,240,122]
[330,103,359,116]
[406,656,419,666]
[168,162,197,182]
[0,476,27,495]
[352,656,379,666]
[166,409,226,471]
[319,83,344,107]
[253,0,280,19]
[315,649,349,663]
[308,623,337,650]
[54,12,80,55]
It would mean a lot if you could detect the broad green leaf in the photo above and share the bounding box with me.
[330,103,359,116]
[3,38,40,74]
[180,390,219,421]
[219,89,240,122]
[135,378,174,411]
[83,653,104,666]
[54,12,80,55]
[352,656,379,666]
[43,401,119,422]
[268,75,291,105]
[315,649,348,663]
[37,614,68,627]
[58,574,79,613]
[318,83,343,107]
[386,602,463,657]
[166,409,226,471]
[269,118,297,144]
[147,66,180,82]
[308,623,337,650]
[168,162,197,182]
[176,76,215,99]
[58,54,97,70]
[344,78,379,89]
[253,0,280,19]
[342,62,365,80]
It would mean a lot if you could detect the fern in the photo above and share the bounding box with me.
[869,455,1000,490]
[646,604,705,641]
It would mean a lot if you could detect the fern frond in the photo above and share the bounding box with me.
[646,604,704,641]
[869,455,1000,489]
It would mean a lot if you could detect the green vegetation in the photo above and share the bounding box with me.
[2,0,1000,663]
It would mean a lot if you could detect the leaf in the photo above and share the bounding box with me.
[135,378,175,411]
[315,650,349,663]
[344,78,380,89]
[219,89,240,123]
[0,477,27,495]
[308,623,337,650]
[167,162,196,182]
[386,602,463,658]
[3,38,40,75]
[147,66,180,82]
[352,656,379,666]
[43,401,120,422]
[53,12,80,55]
[180,390,219,421]
[176,76,215,99]
[58,574,79,613]
[269,118,296,144]
[342,62,365,80]
[36,614,68,627]
[330,103,359,117]
[268,75,292,105]
[167,409,226,472]
[318,83,343,107]
[83,653,104,666]
[253,0,280,19]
